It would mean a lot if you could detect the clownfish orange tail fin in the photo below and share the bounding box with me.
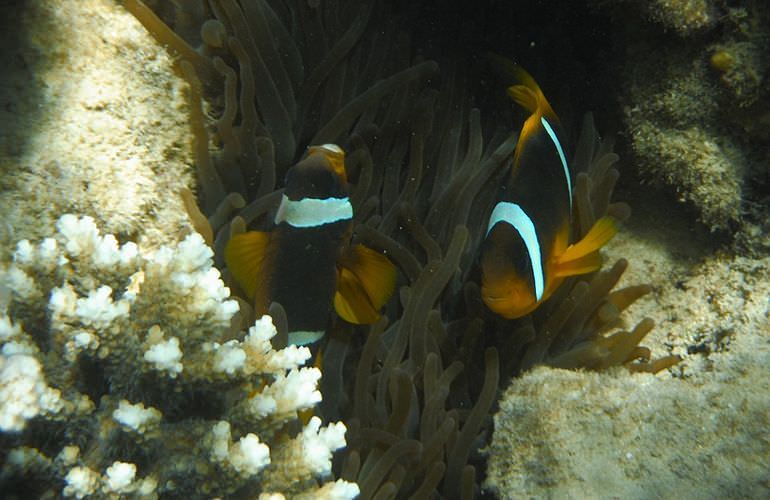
[506,65,559,123]
[224,231,271,301]
[334,244,397,325]
[555,216,618,278]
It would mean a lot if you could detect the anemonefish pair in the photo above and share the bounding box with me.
[480,66,618,319]
[225,144,397,345]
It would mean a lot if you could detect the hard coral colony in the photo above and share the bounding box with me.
[1,215,356,498]
[0,0,693,498]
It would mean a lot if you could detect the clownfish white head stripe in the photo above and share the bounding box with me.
[274,194,353,228]
[486,201,545,301]
[317,143,343,154]
[540,116,572,211]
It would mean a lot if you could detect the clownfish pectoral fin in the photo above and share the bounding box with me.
[555,216,618,278]
[224,231,271,301]
[334,267,379,324]
[333,244,397,324]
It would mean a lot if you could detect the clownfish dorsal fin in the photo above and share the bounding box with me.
[506,65,564,174]
[506,65,559,123]
[555,216,618,277]
[224,231,271,301]
[333,244,397,324]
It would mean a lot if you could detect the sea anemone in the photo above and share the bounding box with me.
[125,0,677,496]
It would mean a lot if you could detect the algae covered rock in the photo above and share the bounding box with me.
[593,0,770,233]
[484,327,770,498]
[622,37,743,233]
[0,0,194,255]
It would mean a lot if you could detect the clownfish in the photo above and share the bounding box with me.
[480,66,617,319]
[225,144,397,345]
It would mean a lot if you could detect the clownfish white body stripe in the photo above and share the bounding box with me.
[540,116,572,211]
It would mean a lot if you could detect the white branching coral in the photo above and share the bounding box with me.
[112,400,161,433]
[0,215,357,498]
[62,461,157,499]
[247,368,323,419]
[297,417,348,478]
[63,465,100,499]
[0,352,62,432]
[229,433,271,475]
[261,417,351,493]
[243,316,314,373]
[104,461,138,493]
[143,334,183,376]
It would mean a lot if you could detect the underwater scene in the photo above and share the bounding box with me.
[0,0,768,498]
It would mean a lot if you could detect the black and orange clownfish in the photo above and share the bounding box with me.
[225,144,397,345]
[480,66,618,319]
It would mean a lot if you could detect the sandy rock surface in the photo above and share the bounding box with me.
[0,0,194,257]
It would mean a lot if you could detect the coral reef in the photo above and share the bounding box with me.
[2,0,767,498]
[0,215,357,498]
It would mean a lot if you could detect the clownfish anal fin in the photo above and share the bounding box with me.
[224,231,271,301]
[334,244,397,324]
[555,216,618,278]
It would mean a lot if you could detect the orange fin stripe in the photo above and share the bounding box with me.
[348,245,397,310]
[334,269,379,324]
[558,216,618,270]
[553,251,603,278]
[224,231,271,301]
[334,244,397,324]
